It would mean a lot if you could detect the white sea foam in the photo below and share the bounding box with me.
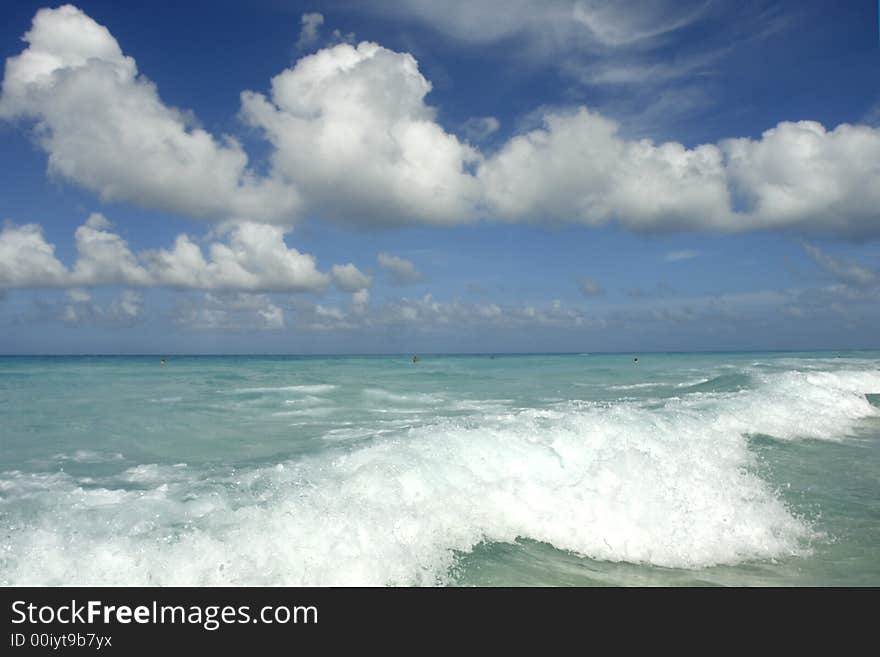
[675,378,712,388]
[321,426,402,441]
[448,399,514,412]
[283,395,329,406]
[2,367,878,586]
[0,471,71,495]
[271,407,335,417]
[50,450,124,464]
[119,463,193,484]
[363,388,445,404]
[231,384,337,394]
[608,382,663,390]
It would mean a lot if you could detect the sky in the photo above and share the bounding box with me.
[0,0,878,354]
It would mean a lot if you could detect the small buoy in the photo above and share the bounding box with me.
[633,357,639,363]
[160,359,166,365]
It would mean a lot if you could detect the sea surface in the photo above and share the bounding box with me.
[1,352,879,586]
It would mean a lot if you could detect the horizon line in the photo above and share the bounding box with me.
[1,348,878,358]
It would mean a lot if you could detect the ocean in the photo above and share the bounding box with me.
[1,351,878,586]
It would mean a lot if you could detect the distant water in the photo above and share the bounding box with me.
[1,352,879,586]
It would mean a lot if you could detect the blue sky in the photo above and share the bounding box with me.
[0,0,878,353]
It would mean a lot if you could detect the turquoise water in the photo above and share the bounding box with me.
[1,352,879,586]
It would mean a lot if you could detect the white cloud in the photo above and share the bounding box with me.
[802,244,877,289]
[479,109,880,238]
[240,41,482,226]
[371,0,566,45]
[296,12,324,50]
[351,289,370,315]
[478,107,731,231]
[117,289,142,315]
[461,116,500,142]
[203,281,880,336]
[62,288,143,325]
[365,1,707,49]
[330,29,357,45]
[70,213,151,286]
[257,302,285,330]
[377,253,423,285]
[570,1,708,48]
[315,304,345,321]
[0,221,68,286]
[146,222,329,292]
[286,293,601,332]
[1,216,332,293]
[331,263,372,292]
[3,6,880,240]
[722,121,880,237]
[664,249,701,262]
[173,292,285,331]
[569,49,723,88]
[0,5,299,223]
[579,277,604,296]
[67,288,91,303]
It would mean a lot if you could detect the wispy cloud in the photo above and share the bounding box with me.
[296,12,324,50]
[578,277,605,297]
[377,253,424,285]
[461,116,501,142]
[626,281,675,298]
[664,249,701,262]
[802,243,878,288]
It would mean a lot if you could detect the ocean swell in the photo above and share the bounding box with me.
[1,367,878,585]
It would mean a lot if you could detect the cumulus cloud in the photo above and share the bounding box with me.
[3,6,880,239]
[173,292,285,331]
[70,213,151,286]
[0,5,299,223]
[109,289,143,320]
[301,286,849,339]
[350,288,370,315]
[296,12,324,50]
[0,216,331,293]
[240,41,482,225]
[62,288,143,326]
[377,253,424,285]
[478,107,732,231]
[287,293,599,332]
[0,221,68,286]
[330,263,372,292]
[479,110,880,238]
[145,222,329,292]
[722,121,880,238]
